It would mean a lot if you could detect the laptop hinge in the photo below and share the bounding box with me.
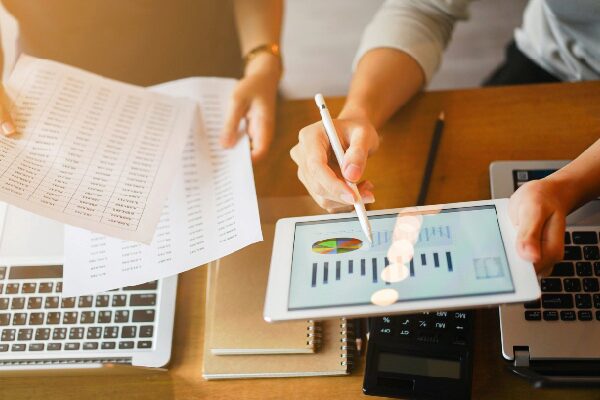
[513,349,530,368]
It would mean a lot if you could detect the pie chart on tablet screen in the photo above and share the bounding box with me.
[311,238,362,254]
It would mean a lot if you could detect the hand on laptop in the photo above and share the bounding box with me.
[290,117,378,213]
[0,85,16,136]
[509,179,568,275]
[221,53,281,162]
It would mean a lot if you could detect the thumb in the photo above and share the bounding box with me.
[516,201,545,263]
[220,94,247,148]
[341,128,370,183]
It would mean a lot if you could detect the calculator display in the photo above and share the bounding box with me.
[378,353,461,379]
[288,205,515,310]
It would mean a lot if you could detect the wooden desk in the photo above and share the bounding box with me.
[2,82,599,399]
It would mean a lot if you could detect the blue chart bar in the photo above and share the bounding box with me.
[421,254,426,266]
[361,259,366,276]
[384,257,390,285]
[324,262,329,284]
[410,259,415,277]
[311,263,317,287]
[433,253,439,268]
[349,260,353,274]
[336,261,341,280]
[372,258,378,283]
[446,252,453,272]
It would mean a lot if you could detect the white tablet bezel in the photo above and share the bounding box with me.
[264,199,540,322]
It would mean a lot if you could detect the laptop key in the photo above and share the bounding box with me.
[103,326,119,339]
[130,294,156,306]
[63,312,78,324]
[0,313,8,326]
[595,262,600,276]
[21,283,36,293]
[543,311,559,321]
[594,294,600,308]
[540,278,562,292]
[11,297,25,310]
[13,313,27,325]
[0,298,8,310]
[572,231,598,244]
[83,342,98,350]
[5,283,19,294]
[80,311,96,324]
[29,343,45,351]
[137,341,152,349]
[121,326,137,338]
[132,310,155,323]
[1,329,15,341]
[52,328,67,340]
[87,327,102,339]
[112,295,127,307]
[114,310,129,323]
[61,297,76,308]
[523,299,541,309]
[578,310,593,321]
[35,328,51,340]
[560,310,576,321]
[12,344,25,351]
[98,311,112,323]
[95,295,109,307]
[524,311,541,321]
[101,342,116,350]
[45,296,60,309]
[563,278,582,292]
[564,232,571,245]
[0,267,5,280]
[576,262,593,276]
[123,281,158,291]
[38,282,53,293]
[69,327,84,340]
[47,312,61,324]
[584,246,600,260]
[47,343,62,351]
[78,296,93,308]
[575,294,592,308]
[55,282,63,293]
[65,342,80,350]
[564,246,583,261]
[541,294,574,309]
[0,344,7,352]
[597,311,600,321]
[139,325,154,338]
[18,328,33,341]
[29,312,45,325]
[583,278,599,292]
[119,341,134,349]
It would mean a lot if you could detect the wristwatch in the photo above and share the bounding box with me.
[243,43,282,70]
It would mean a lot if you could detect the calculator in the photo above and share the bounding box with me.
[363,311,474,400]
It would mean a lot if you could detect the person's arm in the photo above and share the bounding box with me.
[509,139,600,274]
[290,0,470,211]
[221,0,283,162]
[0,40,15,136]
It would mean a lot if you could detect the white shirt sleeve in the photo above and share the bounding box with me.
[355,0,472,84]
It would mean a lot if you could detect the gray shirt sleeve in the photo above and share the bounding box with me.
[355,0,472,84]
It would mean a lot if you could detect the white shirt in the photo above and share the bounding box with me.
[356,0,600,83]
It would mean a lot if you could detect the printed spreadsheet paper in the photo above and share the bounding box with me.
[62,78,262,295]
[0,55,195,243]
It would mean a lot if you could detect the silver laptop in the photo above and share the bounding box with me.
[0,203,177,369]
[490,160,600,386]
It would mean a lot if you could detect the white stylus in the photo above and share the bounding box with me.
[314,93,373,244]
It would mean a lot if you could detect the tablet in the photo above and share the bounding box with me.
[264,199,540,322]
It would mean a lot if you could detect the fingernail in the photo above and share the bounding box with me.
[343,163,361,181]
[362,193,375,204]
[2,121,15,136]
[340,193,355,204]
[523,243,540,261]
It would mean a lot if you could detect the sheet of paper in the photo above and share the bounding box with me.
[0,55,194,243]
[62,77,262,295]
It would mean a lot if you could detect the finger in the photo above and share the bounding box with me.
[0,87,15,136]
[220,93,248,148]
[341,127,372,183]
[299,169,350,212]
[247,102,275,162]
[357,181,375,203]
[516,201,545,263]
[536,212,566,275]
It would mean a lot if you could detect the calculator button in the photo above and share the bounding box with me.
[12,344,25,352]
[123,281,158,291]
[11,298,25,310]
[453,312,468,320]
[80,311,96,324]
[87,327,102,340]
[584,246,600,260]
[83,342,98,350]
[112,295,127,307]
[542,294,573,309]
[52,328,67,340]
[0,267,5,280]
[132,310,155,322]
[103,327,119,339]
[543,311,559,321]
[47,343,62,351]
[433,320,448,330]
[560,311,576,321]
[524,311,541,321]
[95,295,110,307]
[578,311,593,321]
[65,343,80,350]
[18,328,33,341]
[115,310,130,323]
[13,313,27,325]
[575,294,592,309]
[0,298,8,310]
[38,282,53,293]
[69,327,84,340]
[29,312,45,325]
[35,328,51,340]
[452,333,467,346]
[576,262,593,276]
[137,341,152,349]
[21,283,36,293]
[540,278,562,292]
[119,341,134,349]
[98,311,112,323]
[0,344,7,352]
[378,327,393,335]
[46,312,61,324]
[130,294,156,306]
[139,326,154,338]
[55,282,63,293]
[45,296,60,309]
[551,262,574,277]
[61,297,76,308]
[121,326,137,338]
[62,312,78,324]
[584,278,599,292]
[101,342,116,350]
[5,283,19,294]
[78,296,93,308]
[416,332,439,343]
[29,343,44,351]
[1,329,15,341]
[0,314,9,325]
[573,231,598,244]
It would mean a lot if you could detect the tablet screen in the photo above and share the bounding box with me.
[288,205,514,310]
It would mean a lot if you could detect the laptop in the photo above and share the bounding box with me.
[490,160,600,386]
[0,203,177,369]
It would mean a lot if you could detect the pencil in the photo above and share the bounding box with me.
[416,111,445,206]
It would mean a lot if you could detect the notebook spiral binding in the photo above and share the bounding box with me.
[339,318,356,368]
[306,320,323,348]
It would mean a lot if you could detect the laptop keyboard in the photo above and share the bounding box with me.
[523,229,600,322]
[0,265,159,356]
